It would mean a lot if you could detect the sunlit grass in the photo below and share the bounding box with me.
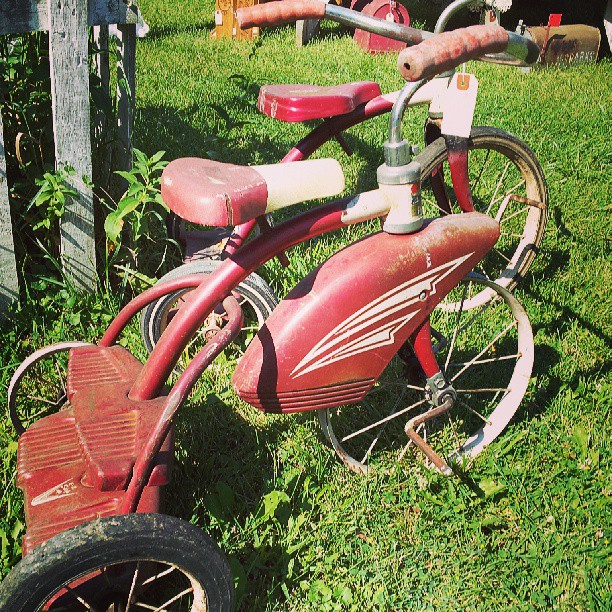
[0,0,610,609]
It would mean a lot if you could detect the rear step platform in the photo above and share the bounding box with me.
[17,346,172,555]
[258,82,382,122]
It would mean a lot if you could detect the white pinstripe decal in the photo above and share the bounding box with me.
[291,253,474,378]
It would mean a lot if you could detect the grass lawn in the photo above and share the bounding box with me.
[0,1,611,609]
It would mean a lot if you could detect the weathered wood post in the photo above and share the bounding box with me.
[114,22,136,197]
[0,0,138,311]
[49,0,96,291]
[0,114,19,314]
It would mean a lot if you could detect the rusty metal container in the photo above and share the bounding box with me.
[528,24,601,66]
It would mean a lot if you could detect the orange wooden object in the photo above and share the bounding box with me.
[212,0,260,40]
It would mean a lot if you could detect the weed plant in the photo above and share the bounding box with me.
[0,1,610,609]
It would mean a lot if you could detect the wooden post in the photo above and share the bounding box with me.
[93,23,111,187]
[0,0,138,310]
[48,0,96,291]
[114,23,137,197]
[0,113,19,315]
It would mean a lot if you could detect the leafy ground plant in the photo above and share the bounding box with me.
[103,148,179,289]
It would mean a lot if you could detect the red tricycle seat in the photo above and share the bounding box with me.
[17,346,172,554]
[258,81,382,122]
[162,156,345,227]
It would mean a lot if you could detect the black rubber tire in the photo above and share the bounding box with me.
[419,126,548,294]
[140,259,278,354]
[0,514,234,612]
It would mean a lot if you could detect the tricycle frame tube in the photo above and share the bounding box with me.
[424,119,452,214]
[129,198,356,401]
[222,219,258,256]
[120,296,244,513]
[100,274,212,347]
[325,4,431,45]
[282,95,394,162]
[411,319,439,378]
[445,135,475,212]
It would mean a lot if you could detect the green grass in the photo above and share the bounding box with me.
[1,1,611,609]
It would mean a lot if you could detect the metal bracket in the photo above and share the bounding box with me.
[425,371,457,406]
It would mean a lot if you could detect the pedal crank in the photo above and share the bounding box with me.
[405,395,454,475]
[405,372,457,475]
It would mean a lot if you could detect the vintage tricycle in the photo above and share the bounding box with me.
[0,2,541,610]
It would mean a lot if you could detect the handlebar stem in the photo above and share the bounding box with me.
[386,79,428,161]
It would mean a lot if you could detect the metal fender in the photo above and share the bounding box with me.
[233,212,499,413]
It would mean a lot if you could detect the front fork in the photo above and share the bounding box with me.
[397,118,475,474]
[405,295,458,475]
[376,116,475,473]
[424,117,475,214]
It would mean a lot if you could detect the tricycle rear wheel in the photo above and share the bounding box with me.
[0,514,234,612]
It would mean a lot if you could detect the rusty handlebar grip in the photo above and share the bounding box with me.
[397,25,509,81]
[237,0,326,29]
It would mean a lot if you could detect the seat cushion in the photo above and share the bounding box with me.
[258,81,382,122]
[161,158,269,226]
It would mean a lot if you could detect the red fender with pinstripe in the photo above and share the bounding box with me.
[233,212,499,413]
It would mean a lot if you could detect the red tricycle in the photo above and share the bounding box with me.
[0,2,541,610]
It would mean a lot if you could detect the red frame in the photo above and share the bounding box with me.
[176,90,475,260]
[92,84,481,510]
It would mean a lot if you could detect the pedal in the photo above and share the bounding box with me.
[404,396,454,476]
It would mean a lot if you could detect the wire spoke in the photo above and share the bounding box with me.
[486,161,512,214]
[422,192,449,215]
[125,561,141,612]
[396,441,413,462]
[359,388,412,463]
[493,248,512,264]
[456,387,510,393]
[341,398,428,443]
[101,566,113,588]
[19,406,54,422]
[457,398,493,425]
[444,283,468,371]
[54,356,67,394]
[141,565,177,586]
[499,205,529,224]
[500,232,526,240]
[23,394,60,406]
[451,321,516,383]
[64,584,97,611]
[471,148,491,194]
[448,353,520,368]
[153,587,194,612]
[488,178,526,210]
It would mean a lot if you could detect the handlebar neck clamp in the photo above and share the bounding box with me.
[377,160,423,235]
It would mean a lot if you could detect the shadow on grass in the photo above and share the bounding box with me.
[135,98,384,192]
[527,245,611,349]
[145,21,215,42]
[163,389,319,609]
